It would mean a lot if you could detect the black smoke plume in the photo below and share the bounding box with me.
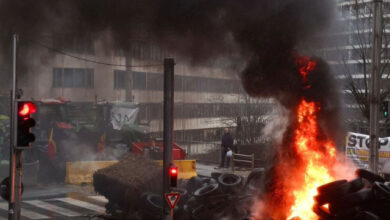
[0,0,342,151]
[1,0,345,219]
[0,0,341,141]
[0,0,332,72]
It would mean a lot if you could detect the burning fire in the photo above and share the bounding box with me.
[286,57,337,220]
[264,56,340,220]
[287,99,337,220]
[296,56,317,83]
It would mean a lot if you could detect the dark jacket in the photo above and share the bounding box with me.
[221,133,234,150]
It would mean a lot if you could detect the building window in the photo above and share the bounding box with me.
[114,70,127,89]
[53,68,94,88]
[132,71,147,89]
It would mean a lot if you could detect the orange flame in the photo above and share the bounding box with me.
[286,57,337,220]
[296,56,317,83]
[263,56,339,220]
[287,100,337,220]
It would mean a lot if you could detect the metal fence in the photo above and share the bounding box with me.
[176,140,221,164]
[176,140,272,168]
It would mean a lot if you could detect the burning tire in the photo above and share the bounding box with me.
[312,205,332,219]
[315,178,364,205]
[356,169,385,183]
[218,173,243,192]
[317,179,347,194]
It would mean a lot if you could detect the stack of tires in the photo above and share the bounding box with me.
[138,168,265,220]
[314,169,390,220]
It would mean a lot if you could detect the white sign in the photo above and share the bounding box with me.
[110,106,139,130]
[345,132,390,172]
[165,193,181,209]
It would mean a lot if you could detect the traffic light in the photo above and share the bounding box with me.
[169,164,178,188]
[17,101,36,147]
[382,101,389,118]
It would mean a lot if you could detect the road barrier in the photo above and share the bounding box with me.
[231,153,254,172]
[66,159,196,184]
[156,160,197,179]
[65,161,118,185]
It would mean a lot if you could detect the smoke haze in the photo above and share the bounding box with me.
[0,0,332,74]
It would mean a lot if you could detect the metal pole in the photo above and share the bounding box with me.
[14,150,22,220]
[8,34,18,220]
[163,58,174,220]
[369,0,383,173]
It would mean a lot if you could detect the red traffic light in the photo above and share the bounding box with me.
[169,165,178,188]
[18,102,36,116]
[170,167,178,175]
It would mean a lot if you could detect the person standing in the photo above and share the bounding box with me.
[220,128,234,168]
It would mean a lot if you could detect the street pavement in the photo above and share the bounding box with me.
[0,185,107,220]
[196,162,217,177]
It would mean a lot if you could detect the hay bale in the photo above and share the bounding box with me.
[93,154,162,213]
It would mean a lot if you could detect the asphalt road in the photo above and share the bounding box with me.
[0,185,107,220]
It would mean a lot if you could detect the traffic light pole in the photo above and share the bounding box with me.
[163,58,174,220]
[369,0,383,174]
[8,34,19,220]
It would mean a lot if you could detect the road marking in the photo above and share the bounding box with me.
[24,200,81,217]
[0,202,49,219]
[88,195,108,203]
[49,197,105,213]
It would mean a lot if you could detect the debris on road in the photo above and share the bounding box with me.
[94,159,262,220]
[314,169,390,220]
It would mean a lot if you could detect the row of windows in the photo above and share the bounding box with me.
[53,68,94,88]
[131,71,243,93]
[138,103,272,120]
[53,68,243,95]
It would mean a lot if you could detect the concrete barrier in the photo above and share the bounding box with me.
[65,161,118,185]
[66,159,196,185]
[156,160,197,179]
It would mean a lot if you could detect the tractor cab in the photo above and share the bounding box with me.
[31,98,74,155]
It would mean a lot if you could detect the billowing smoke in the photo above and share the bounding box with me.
[0,1,337,100]
[0,0,348,218]
[0,0,342,138]
[1,0,333,84]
